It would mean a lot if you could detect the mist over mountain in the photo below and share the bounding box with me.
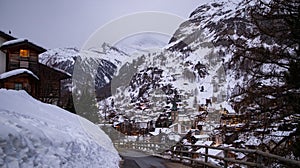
[115,33,170,55]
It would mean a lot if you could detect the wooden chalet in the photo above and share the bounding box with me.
[0,31,70,106]
[0,69,39,97]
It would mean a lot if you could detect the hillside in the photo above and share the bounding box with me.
[100,0,300,160]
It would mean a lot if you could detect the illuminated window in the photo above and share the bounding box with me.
[15,83,23,90]
[20,49,29,57]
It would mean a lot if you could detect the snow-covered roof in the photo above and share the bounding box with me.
[1,38,46,52]
[193,134,210,140]
[195,140,213,146]
[196,148,223,157]
[1,38,26,46]
[0,69,39,80]
[245,136,261,146]
[233,139,243,143]
[149,128,171,136]
[270,131,293,137]
[263,135,284,144]
[236,152,246,160]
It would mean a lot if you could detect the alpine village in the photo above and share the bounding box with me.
[0,0,300,168]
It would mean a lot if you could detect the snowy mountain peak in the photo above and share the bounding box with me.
[39,47,79,65]
[94,42,130,57]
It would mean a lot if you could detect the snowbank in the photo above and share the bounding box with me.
[0,89,120,167]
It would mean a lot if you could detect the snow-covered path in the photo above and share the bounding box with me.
[120,149,191,168]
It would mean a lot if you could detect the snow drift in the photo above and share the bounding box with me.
[0,89,120,167]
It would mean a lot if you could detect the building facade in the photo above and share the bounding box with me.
[0,31,70,106]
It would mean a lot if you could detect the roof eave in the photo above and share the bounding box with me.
[0,40,46,53]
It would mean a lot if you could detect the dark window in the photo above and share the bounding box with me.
[20,61,29,68]
[15,83,23,90]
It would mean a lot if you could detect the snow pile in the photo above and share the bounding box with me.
[0,89,120,167]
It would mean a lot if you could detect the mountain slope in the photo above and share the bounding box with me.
[165,0,300,158]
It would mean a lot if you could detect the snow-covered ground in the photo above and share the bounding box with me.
[0,89,120,167]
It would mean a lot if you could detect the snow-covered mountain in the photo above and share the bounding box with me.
[0,89,120,167]
[39,47,78,75]
[100,0,287,143]
[167,0,246,87]
[105,1,241,118]
[99,2,241,131]
[35,0,299,159]
[38,0,247,124]
[39,33,172,99]
[39,44,130,97]
[161,0,300,154]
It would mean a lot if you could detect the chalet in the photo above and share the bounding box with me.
[0,31,70,106]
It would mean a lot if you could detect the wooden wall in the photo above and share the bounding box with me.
[38,68,61,99]
[6,47,39,74]
[37,64,70,105]
[0,74,38,97]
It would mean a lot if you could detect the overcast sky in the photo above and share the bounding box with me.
[0,0,209,49]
